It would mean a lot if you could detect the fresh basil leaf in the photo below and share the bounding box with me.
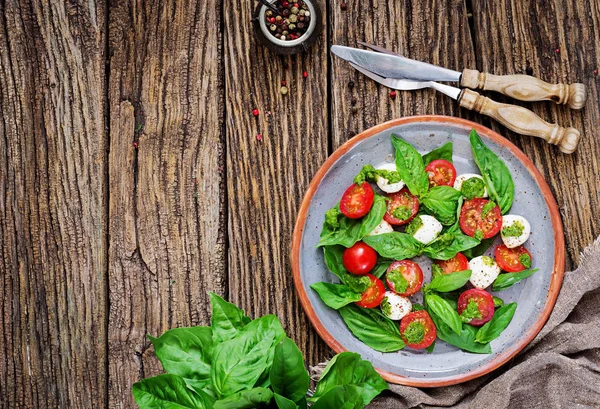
[270,338,310,402]
[493,296,504,308]
[491,269,539,292]
[475,303,517,344]
[310,352,388,405]
[274,394,299,409]
[420,186,461,225]
[429,311,492,354]
[462,237,495,259]
[422,142,453,165]
[469,130,515,214]
[425,294,462,335]
[213,387,273,409]
[148,327,213,395]
[322,245,346,280]
[211,315,286,398]
[338,304,405,352]
[362,232,423,260]
[310,282,362,310]
[311,385,364,409]
[371,258,393,278]
[210,292,251,343]
[132,374,215,409]
[426,270,471,293]
[318,195,387,247]
[391,134,429,197]
[424,233,480,260]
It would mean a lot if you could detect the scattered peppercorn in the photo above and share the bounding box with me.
[348,80,355,89]
[303,71,308,78]
[252,109,259,117]
[351,96,357,105]
[594,69,598,75]
[340,2,347,10]
[133,141,139,149]
[390,90,397,99]
[555,48,560,53]
[256,134,263,141]
[351,106,358,115]
[281,80,287,86]
[281,86,289,95]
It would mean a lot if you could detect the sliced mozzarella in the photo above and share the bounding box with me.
[375,163,405,193]
[411,215,443,245]
[469,256,501,289]
[367,219,394,236]
[453,173,488,198]
[501,215,531,248]
[380,291,412,320]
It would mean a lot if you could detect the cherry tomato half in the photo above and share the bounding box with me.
[495,244,532,273]
[400,310,437,349]
[385,260,424,296]
[434,252,469,274]
[342,242,377,275]
[355,274,385,309]
[383,188,419,225]
[457,289,495,327]
[459,198,502,239]
[425,159,457,187]
[339,182,374,219]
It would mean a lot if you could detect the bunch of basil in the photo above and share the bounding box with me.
[132,293,388,408]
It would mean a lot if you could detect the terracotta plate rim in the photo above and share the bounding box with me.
[291,115,565,387]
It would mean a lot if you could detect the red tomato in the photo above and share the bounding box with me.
[425,159,457,187]
[383,188,419,225]
[400,310,437,349]
[457,289,495,327]
[459,198,502,239]
[339,182,374,219]
[495,244,532,273]
[385,260,424,296]
[355,274,385,308]
[342,242,377,275]
[434,253,469,274]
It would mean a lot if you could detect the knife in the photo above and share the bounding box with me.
[331,45,586,109]
[346,61,580,154]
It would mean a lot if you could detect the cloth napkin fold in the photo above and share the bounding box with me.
[312,236,600,409]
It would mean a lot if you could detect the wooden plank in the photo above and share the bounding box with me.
[330,0,478,149]
[0,0,107,407]
[107,0,226,406]
[470,0,600,269]
[224,0,331,364]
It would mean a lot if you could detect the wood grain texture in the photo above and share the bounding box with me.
[470,0,600,269]
[224,0,331,366]
[107,0,226,406]
[330,0,478,149]
[0,0,107,407]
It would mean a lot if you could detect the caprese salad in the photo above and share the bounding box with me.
[311,130,539,354]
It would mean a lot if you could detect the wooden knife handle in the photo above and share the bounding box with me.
[459,89,580,154]
[461,69,587,110]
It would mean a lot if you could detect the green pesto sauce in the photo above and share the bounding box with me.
[460,299,483,323]
[391,205,412,221]
[353,164,402,185]
[519,253,532,268]
[380,297,392,316]
[345,274,371,293]
[502,220,525,237]
[431,263,444,278]
[405,215,423,236]
[403,321,425,344]
[461,177,486,200]
[387,269,409,294]
[324,207,342,230]
[481,201,496,218]
[482,255,495,267]
[474,229,484,241]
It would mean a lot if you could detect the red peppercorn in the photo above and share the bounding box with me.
[390,90,397,99]
[341,2,347,10]
[282,1,289,7]
[281,80,287,86]
[256,134,263,141]
[594,69,598,75]
[294,2,299,7]
[303,71,308,78]
[555,48,560,53]
[252,109,259,117]
[133,141,139,149]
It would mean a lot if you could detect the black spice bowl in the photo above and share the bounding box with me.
[252,0,323,55]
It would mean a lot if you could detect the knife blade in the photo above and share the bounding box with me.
[331,45,461,82]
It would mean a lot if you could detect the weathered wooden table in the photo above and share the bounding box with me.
[1,0,599,407]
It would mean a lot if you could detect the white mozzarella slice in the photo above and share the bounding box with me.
[375,163,405,193]
[453,173,488,198]
[469,256,501,289]
[501,215,531,248]
[380,291,412,320]
[411,215,443,245]
[367,219,394,236]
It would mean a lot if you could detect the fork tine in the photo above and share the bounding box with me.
[357,41,399,56]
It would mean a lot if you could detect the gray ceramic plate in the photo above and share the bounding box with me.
[292,116,564,387]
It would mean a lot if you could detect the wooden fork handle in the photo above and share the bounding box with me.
[459,89,580,154]
[461,69,587,110]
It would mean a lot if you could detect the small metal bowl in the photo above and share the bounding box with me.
[252,0,323,55]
